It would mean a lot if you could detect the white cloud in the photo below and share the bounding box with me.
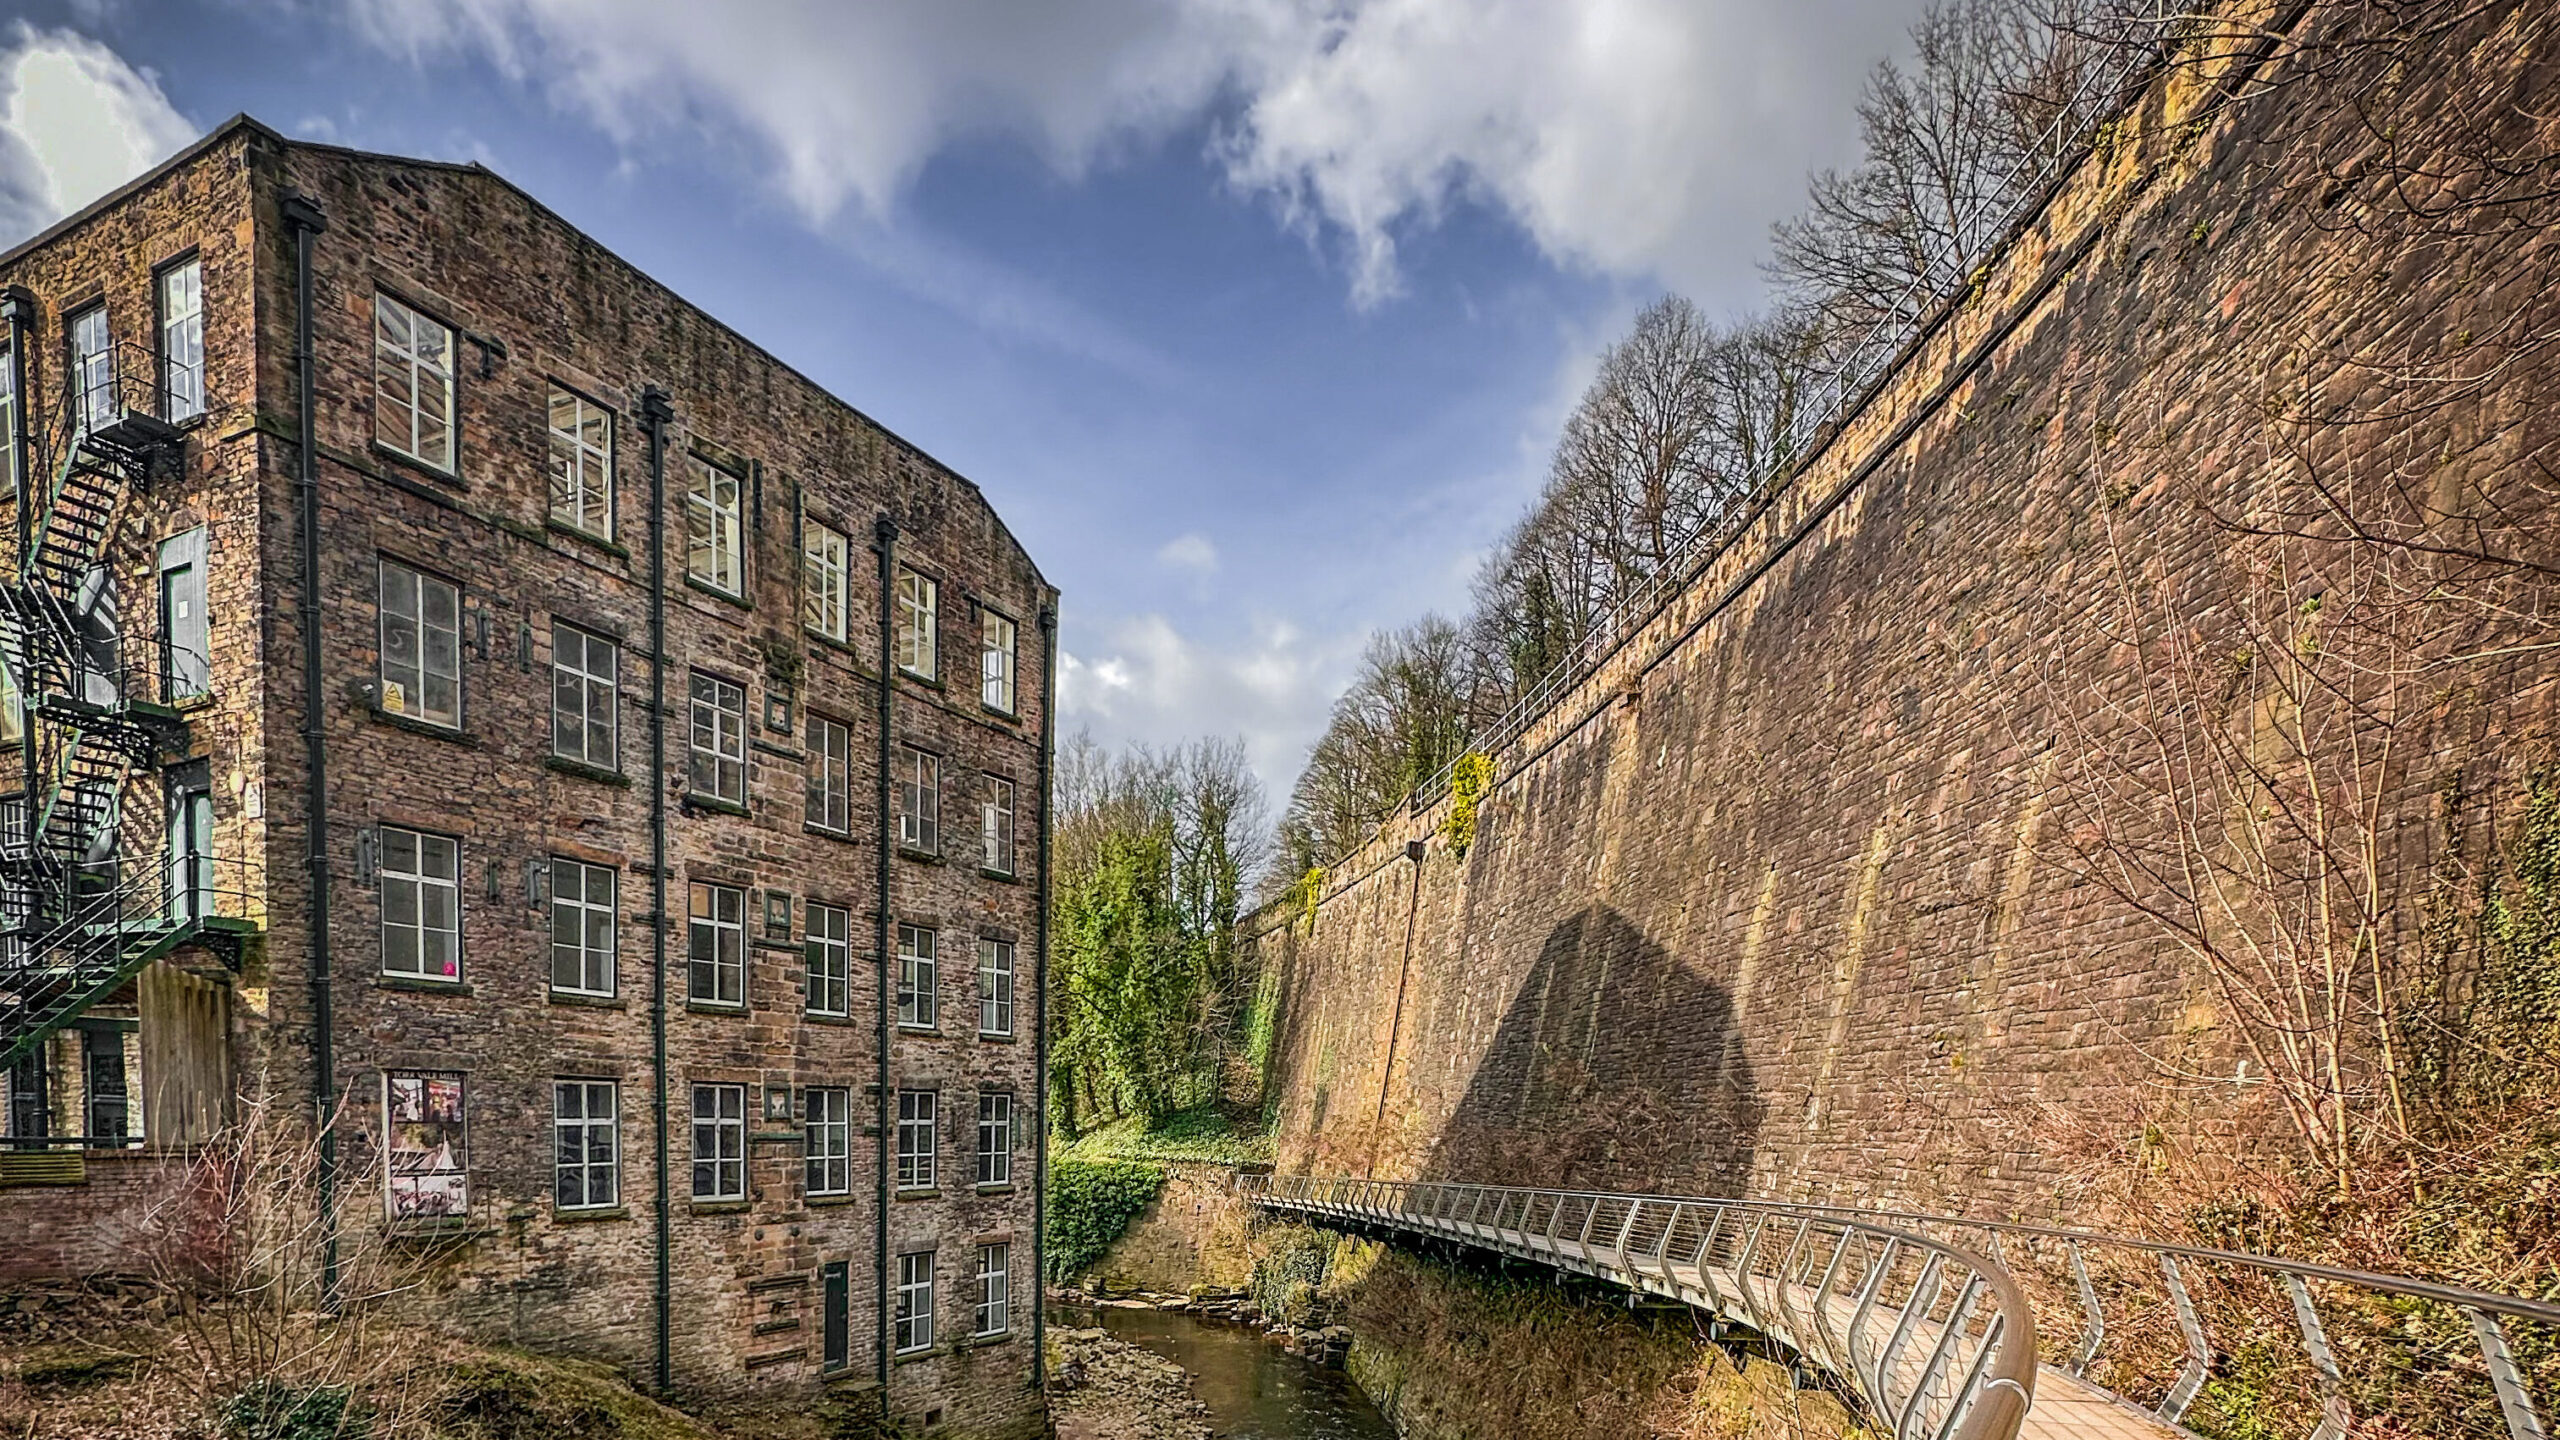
[1156,532,1219,575]
[0,24,195,246]
[329,0,1921,305]
[1060,611,1364,800]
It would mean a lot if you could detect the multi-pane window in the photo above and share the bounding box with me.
[379,826,460,982]
[551,622,618,769]
[805,1086,851,1197]
[981,609,1016,714]
[976,1092,1012,1187]
[978,938,1014,1038]
[685,456,743,594]
[805,714,850,834]
[69,305,112,437]
[975,1244,1010,1337]
[690,1083,745,1200]
[688,671,746,804]
[0,340,15,495]
[804,901,849,1017]
[980,775,1015,876]
[898,923,937,1030]
[896,746,939,853]
[894,567,936,679]
[379,560,461,727]
[547,387,613,538]
[159,258,204,422]
[896,1089,936,1190]
[384,1070,468,1219]
[549,858,616,997]
[553,1080,618,1211]
[803,521,848,641]
[688,882,744,1007]
[895,1251,935,1354]
[373,292,454,470]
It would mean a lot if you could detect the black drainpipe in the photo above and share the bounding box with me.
[640,384,675,1392]
[871,512,898,1406]
[2,286,37,843]
[280,190,337,1306]
[1366,838,1426,1180]
[1030,600,1057,1391]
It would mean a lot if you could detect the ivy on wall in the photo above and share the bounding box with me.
[1043,1157,1167,1283]
[1441,753,1493,858]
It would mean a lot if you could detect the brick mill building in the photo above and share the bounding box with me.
[0,116,1052,1437]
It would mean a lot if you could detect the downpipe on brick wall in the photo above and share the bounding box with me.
[640,384,676,1392]
[1366,838,1427,1179]
[281,189,339,1310]
[1032,601,1057,1390]
[872,513,899,1406]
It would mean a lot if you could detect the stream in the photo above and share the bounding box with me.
[1048,1302,1398,1440]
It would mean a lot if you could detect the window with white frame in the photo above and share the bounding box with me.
[977,938,1014,1038]
[896,1088,936,1190]
[549,858,616,997]
[684,455,743,594]
[0,341,15,496]
[804,901,849,1017]
[896,746,938,853]
[980,775,1015,876]
[976,1092,1011,1187]
[805,714,850,834]
[159,257,204,422]
[69,304,112,438]
[898,923,936,1030]
[551,622,618,770]
[548,387,613,538]
[373,292,454,470]
[975,1243,1010,1336]
[894,567,936,679]
[803,520,847,641]
[688,882,744,1007]
[980,609,1016,714]
[378,559,460,727]
[690,1082,745,1200]
[385,1070,468,1219]
[553,1079,618,1210]
[688,671,746,804]
[379,826,460,982]
[805,1086,851,1197]
[895,1251,935,1354]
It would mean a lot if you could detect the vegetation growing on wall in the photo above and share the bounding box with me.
[1440,752,1492,858]
[1043,1157,1168,1284]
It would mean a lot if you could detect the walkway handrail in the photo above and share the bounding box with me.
[1238,1174,2040,1440]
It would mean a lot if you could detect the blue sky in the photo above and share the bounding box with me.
[0,0,1934,801]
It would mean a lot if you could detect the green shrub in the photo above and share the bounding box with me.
[1045,1157,1166,1282]
[219,1382,362,1440]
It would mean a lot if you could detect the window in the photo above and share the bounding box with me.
[385,1070,467,1219]
[83,1029,127,1141]
[977,938,1014,1039]
[690,1082,745,1200]
[68,305,112,438]
[688,882,744,1007]
[805,714,850,834]
[896,747,939,853]
[975,1244,1010,1337]
[547,387,613,538]
[895,1251,935,1354]
[379,826,460,982]
[379,560,461,727]
[821,1261,851,1373]
[897,1089,936,1190]
[688,672,746,805]
[159,257,204,422]
[551,623,618,770]
[685,455,743,594]
[550,858,616,997]
[894,567,936,679]
[976,1092,1011,1187]
[0,340,16,495]
[803,520,848,641]
[554,1080,618,1210]
[981,609,1016,714]
[158,529,209,700]
[373,292,454,470]
[804,901,849,1017]
[898,924,936,1030]
[980,775,1015,876]
[805,1086,851,1197]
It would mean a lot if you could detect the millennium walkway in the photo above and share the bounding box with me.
[1240,1175,2557,1440]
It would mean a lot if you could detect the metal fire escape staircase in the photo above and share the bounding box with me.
[0,345,251,1070]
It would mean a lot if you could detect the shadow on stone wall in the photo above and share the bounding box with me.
[1419,904,1760,1196]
